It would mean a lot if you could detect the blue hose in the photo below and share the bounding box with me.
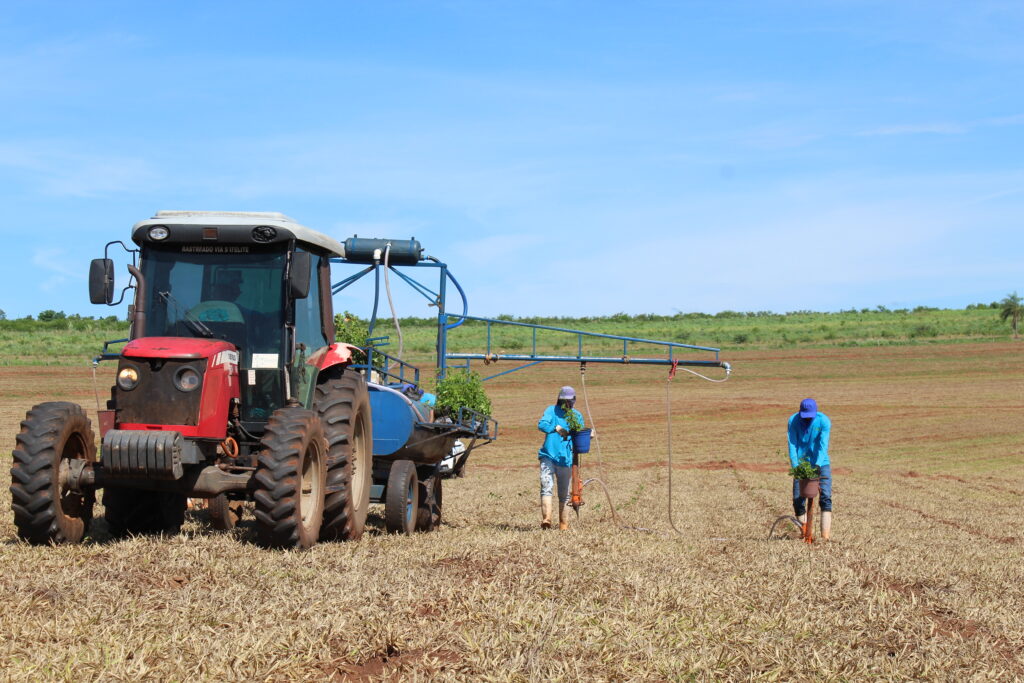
[442,262,469,330]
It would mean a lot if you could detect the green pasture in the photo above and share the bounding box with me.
[0,307,1013,366]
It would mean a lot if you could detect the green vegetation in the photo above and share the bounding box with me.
[433,370,492,418]
[333,310,370,361]
[0,304,1019,366]
[564,406,584,432]
[370,306,1017,357]
[999,292,1022,339]
[0,316,128,366]
[788,459,820,480]
[333,310,370,347]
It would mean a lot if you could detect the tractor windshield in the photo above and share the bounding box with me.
[142,246,287,352]
[141,246,288,422]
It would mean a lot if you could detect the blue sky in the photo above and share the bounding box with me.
[0,1,1021,319]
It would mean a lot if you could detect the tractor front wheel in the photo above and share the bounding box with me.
[11,402,97,544]
[253,407,327,549]
[384,460,419,535]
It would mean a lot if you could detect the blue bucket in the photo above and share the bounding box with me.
[572,428,592,454]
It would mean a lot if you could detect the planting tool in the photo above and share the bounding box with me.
[767,486,819,542]
[569,449,584,518]
[798,477,820,542]
[802,495,815,543]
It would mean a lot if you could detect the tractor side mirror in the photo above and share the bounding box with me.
[89,258,115,305]
[288,251,311,299]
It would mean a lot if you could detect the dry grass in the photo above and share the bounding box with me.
[1,342,1022,680]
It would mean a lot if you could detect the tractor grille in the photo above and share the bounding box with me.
[116,357,206,426]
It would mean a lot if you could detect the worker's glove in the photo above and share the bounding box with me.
[554,426,568,437]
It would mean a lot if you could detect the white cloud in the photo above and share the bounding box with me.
[858,112,1024,137]
[32,248,82,280]
[859,122,968,136]
[0,141,160,197]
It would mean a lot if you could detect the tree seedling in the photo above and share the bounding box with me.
[563,405,583,433]
[434,370,492,418]
[788,458,820,480]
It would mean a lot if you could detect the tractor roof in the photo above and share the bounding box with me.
[133,211,346,257]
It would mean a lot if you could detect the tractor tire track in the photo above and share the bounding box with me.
[867,496,1017,544]
[728,465,777,516]
[755,486,1021,670]
[895,480,1021,519]
[885,500,1017,544]
[899,471,1022,498]
[845,557,1024,676]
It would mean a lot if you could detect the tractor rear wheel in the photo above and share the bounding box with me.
[253,407,326,549]
[103,487,187,537]
[384,460,418,535]
[314,372,372,542]
[415,473,442,532]
[11,402,97,544]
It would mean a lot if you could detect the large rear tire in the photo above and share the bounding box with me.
[384,460,418,535]
[253,407,326,549]
[314,372,372,542]
[104,487,187,537]
[11,402,96,544]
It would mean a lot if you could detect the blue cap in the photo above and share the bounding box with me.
[799,398,818,418]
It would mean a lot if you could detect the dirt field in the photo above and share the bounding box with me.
[1,342,1022,680]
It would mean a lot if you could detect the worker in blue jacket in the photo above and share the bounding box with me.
[788,397,833,540]
[537,386,584,530]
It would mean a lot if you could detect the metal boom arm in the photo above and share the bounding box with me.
[440,314,730,381]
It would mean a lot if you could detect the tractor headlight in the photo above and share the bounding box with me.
[117,366,140,391]
[148,226,169,241]
[173,366,201,393]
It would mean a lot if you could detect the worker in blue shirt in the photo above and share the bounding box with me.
[537,386,584,530]
[788,397,833,540]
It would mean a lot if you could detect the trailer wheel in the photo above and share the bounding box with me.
[103,488,187,537]
[314,372,372,542]
[253,407,326,549]
[415,474,442,532]
[384,460,418,535]
[208,493,243,531]
[10,402,96,544]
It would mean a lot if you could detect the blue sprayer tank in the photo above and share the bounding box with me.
[366,383,458,465]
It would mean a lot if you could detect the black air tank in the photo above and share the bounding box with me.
[342,237,423,265]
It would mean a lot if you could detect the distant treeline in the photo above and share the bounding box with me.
[0,304,1014,366]
[0,300,1006,327]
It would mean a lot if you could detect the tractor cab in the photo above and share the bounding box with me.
[92,211,347,430]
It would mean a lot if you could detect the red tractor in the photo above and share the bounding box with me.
[12,212,377,549]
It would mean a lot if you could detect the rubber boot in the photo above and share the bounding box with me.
[820,511,832,541]
[540,496,552,529]
[558,502,570,530]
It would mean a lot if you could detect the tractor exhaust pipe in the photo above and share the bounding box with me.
[126,263,146,338]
